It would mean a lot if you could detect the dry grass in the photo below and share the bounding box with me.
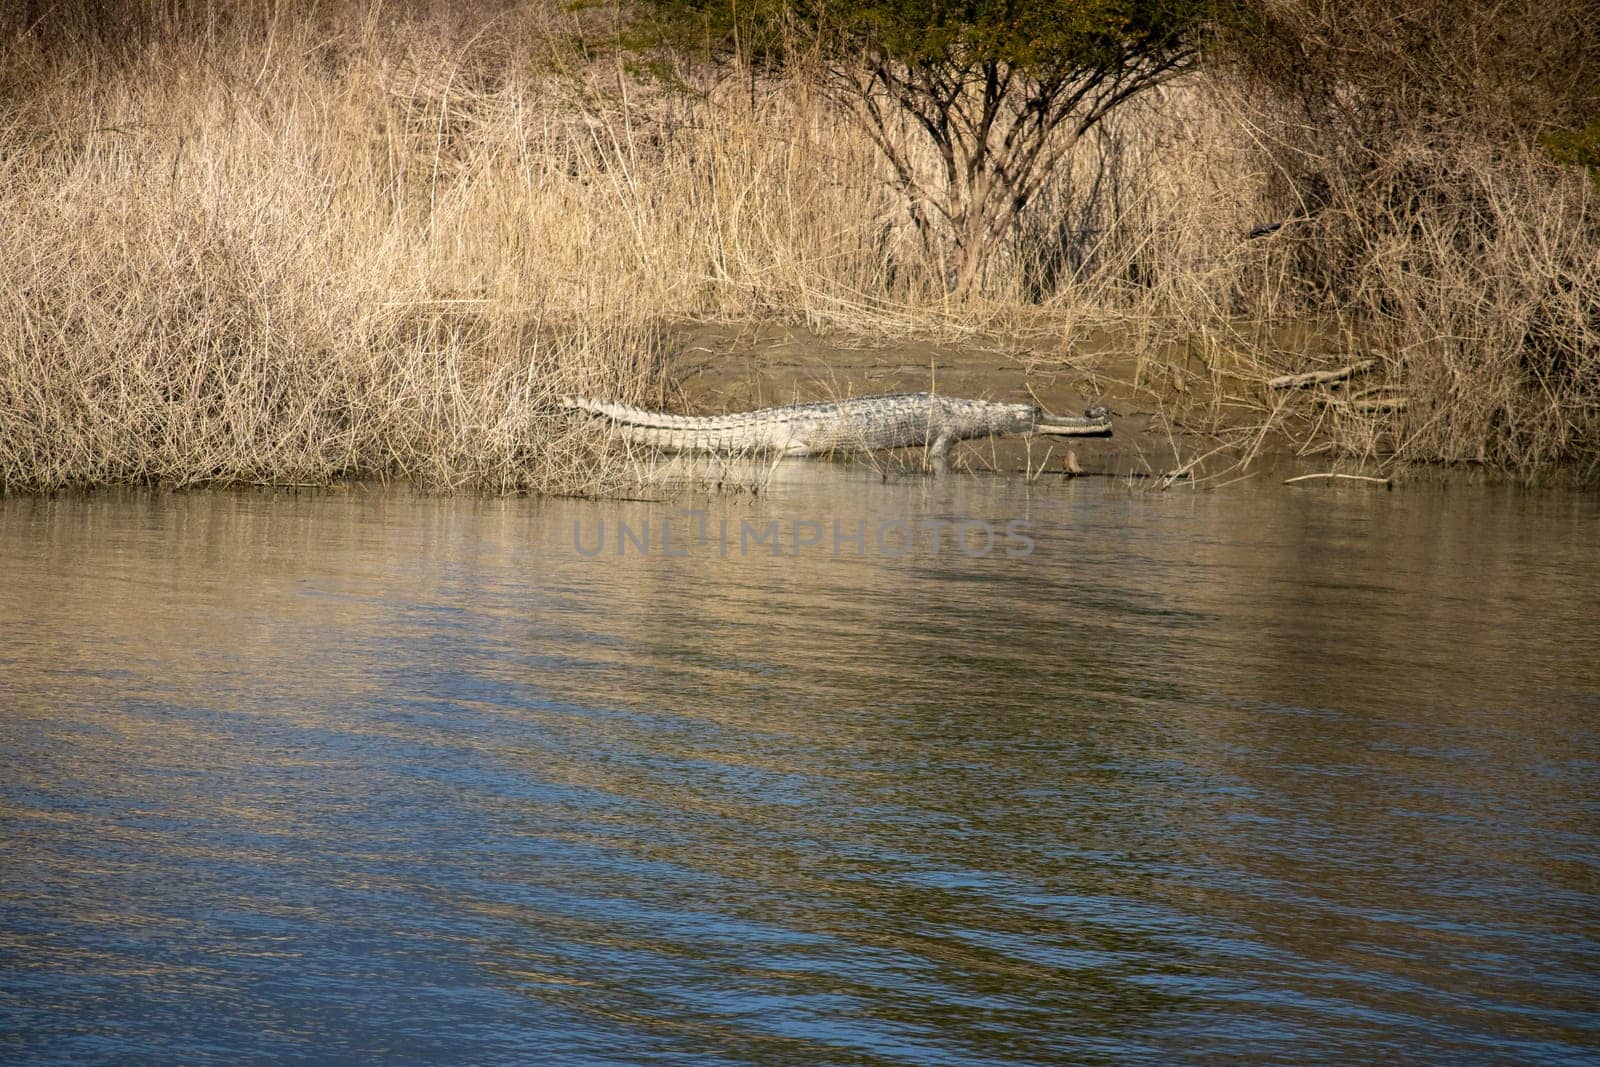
[0,2,689,492]
[1308,139,1600,478]
[0,0,1594,491]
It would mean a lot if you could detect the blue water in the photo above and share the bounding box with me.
[2,473,1598,1063]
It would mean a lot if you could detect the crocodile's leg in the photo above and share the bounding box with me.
[928,430,956,475]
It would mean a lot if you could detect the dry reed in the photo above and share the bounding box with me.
[0,1,1594,491]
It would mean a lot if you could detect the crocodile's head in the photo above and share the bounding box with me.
[1032,405,1112,435]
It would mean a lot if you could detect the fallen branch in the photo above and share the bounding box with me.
[1266,360,1376,391]
[1317,395,1409,413]
[1284,473,1393,486]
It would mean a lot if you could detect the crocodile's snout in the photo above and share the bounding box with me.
[1033,404,1113,437]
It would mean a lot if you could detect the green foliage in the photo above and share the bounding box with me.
[639,0,1216,71]
[1542,118,1600,189]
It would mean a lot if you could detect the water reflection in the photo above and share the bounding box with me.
[2,474,1597,1063]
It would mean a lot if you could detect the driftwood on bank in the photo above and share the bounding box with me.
[1316,394,1409,414]
[1266,360,1376,391]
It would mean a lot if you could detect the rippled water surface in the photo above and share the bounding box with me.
[3,472,1598,1064]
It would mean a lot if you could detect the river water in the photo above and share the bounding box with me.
[2,471,1597,1064]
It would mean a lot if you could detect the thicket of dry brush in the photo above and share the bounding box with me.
[0,0,1595,490]
[1226,0,1600,475]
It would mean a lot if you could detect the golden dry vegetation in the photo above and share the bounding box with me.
[0,0,1594,490]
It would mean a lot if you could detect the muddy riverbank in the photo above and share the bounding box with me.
[653,321,1415,486]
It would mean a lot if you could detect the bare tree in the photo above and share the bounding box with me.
[638,1,1218,294]
[822,14,1204,293]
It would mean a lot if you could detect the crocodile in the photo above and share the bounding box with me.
[562,392,1111,461]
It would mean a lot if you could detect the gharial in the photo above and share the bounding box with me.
[561,392,1112,463]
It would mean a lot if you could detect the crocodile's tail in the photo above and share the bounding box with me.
[559,395,713,430]
[559,395,806,453]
